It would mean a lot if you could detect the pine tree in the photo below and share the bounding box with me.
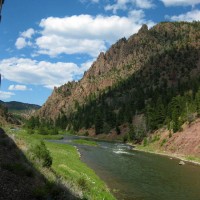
[95,110,103,134]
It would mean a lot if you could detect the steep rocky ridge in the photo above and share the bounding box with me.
[37,21,200,121]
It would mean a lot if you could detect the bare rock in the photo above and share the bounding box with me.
[179,161,185,165]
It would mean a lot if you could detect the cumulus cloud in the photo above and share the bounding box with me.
[15,28,35,49]
[36,36,106,57]
[0,91,15,100]
[35,13,154,57]
[8,85,31,91]
[21,28,35,39]
[105,0,154,13]
[161,0,200,7]
[0,58,92,89]
[15,38,27,49]
[167,9,200,21]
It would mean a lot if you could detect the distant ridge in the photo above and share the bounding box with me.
[0,100,41,112]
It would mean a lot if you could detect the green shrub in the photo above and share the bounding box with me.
[151,135,160,143]
[123,134,128,143]
[160,139,167,147]
[83,131,89,136]
[27,129,34,135]
[30,141,52,168]
[77,177,88,190]
[37,127,48,135]
[49,128,59,135]
[143,138,148,147]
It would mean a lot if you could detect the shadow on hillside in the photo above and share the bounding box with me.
[0,128,80,200]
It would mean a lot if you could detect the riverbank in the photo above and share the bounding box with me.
[133,145,200,165]
[5,127,116,200]
[127,120,200,167]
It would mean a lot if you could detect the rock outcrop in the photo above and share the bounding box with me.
[37,22,200,121]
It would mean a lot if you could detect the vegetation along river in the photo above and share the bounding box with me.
[50,135,200,200]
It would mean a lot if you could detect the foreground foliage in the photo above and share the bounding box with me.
[29,141,52,168]
[7,128,115,200]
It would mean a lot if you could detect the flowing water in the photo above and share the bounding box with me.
[50,136,200,200]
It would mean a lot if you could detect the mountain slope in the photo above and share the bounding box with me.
[37,21,200,136]
[0,101,40,125]
[0,101,41,112]
[0,104,20,125]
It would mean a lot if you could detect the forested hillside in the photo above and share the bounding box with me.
[0,101,41,113]
[34,21,200,141]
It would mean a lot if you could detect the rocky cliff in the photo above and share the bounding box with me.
[37,21,200,123]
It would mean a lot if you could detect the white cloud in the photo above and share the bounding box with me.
[35,13,154,57]
[105,0,154,13]
[0,91,15,100]
[36,36,106,57]
[161,0,200,7]
[15,28,35,49]
[0,58,91,89]
[135,0,154,8]
[8,85,31,91]
[21,28,35,39]
[167,9,200,21]
[15,37,27,49]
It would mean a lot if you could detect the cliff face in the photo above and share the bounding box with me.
[37,22,200,121]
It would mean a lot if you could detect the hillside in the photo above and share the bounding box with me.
[36,21,200,138]
[0,104,20,125]
[0,100,41,113]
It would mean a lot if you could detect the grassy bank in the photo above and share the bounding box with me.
[134,143,200,166]
[73,139,98,146]
[6,127,116,200]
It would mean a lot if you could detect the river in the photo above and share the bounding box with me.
[50,135,200,200]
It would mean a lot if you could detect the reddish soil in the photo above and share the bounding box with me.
[164,119,200,157]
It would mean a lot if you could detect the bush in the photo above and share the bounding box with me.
[143,138,148,147]
[77,177,88,190]
[30,141,52,168]
[116,126,121,135]
[27,129,34,135]
[37,127,48,135]
[49,128,59,135]
[160,139,167,147]
[83,131,89,136]
[123,134,128,143]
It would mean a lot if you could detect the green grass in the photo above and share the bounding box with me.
[6,128,115,200]
[136,144,157,152]
[185,155,200,163]
[73,139,98,146]
[46,142,114,199]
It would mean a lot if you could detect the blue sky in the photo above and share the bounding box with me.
[0,0,200,105]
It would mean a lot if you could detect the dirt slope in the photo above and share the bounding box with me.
[164,120,200,157]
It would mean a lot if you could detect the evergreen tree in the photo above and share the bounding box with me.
[95,110,103,134]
